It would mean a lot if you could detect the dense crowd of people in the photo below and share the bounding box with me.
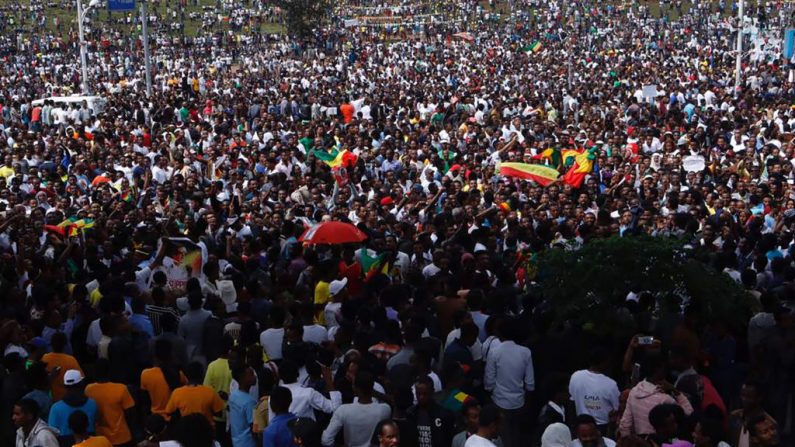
[0,1,794,447]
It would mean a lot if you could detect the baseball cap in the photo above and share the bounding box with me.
[329,277,348,297]
[288,418,321,444]
[64,369,84,386]
[28,337,49,350]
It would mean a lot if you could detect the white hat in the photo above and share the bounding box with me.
[64,369,84,386]
[329,277,348,296]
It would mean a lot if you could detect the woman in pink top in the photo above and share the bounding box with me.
[619,354,694,437]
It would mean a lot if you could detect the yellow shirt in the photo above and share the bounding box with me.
[89,288,103,307]
[41,352,82,402]
[165,385,226,428]
[203,358,232,396]
[73,436,113,447]
[0,165,14,180]
[314,281,330,325]
[84,382,135,445]
[141,367,187,417]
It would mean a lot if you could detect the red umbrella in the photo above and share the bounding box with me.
[299,221,367,245]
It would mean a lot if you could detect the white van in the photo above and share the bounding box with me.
[32,95,108,115]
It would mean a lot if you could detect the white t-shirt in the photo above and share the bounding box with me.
[303,324,328,345]
[324,302,342,328]
[464,434,497,447]
[260,328,284,360]
[568,369,620,425]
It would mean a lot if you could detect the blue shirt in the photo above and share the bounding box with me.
[263,413,296,447]
[484,340,535,410]
[229,390,257,447]
[48,397,98,436]
[129,313,154,338]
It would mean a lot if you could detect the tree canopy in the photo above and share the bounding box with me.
[534,236,755,337]
[278,0,332,40]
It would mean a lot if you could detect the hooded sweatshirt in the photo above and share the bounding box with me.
[618,379,694,437]
[15,418,59,447]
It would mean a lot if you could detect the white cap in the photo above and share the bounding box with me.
[329,277,348,297]
[64,369,84,386]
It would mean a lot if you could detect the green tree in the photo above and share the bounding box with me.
[534,236,755,337]
[278,0,331,40]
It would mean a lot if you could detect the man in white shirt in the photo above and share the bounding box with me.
[151,156,174,184]
[484,318,534,447]
[259,307,286,361]
[571,414,617,447]
[464,404,502,447]
[568,348,620,430]
[321,372,390,447]
[277,360,341,421]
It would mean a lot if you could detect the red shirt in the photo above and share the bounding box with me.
[340,103,355,123]
[339,260,363,297]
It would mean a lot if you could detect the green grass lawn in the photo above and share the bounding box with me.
[3,0,745,40]
[12,0,283,37]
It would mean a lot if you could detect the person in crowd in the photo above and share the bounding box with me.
[278,360,341,420]
[22,362,52,420]
[540,422,572,447]
[453,400,483,447]
[69,410,113,447]
[227,366,257,447]
[569,347,620,432]
[572,414,616,447]
[646,403,686,447]
[13,399,58,447]
[42,332,82,403]
[47,370,98,440]
[84,359,136,446]
[484,317,534,447]
[406,376,455,447]
[1,2,794,447]
[372,419,400,447]
[463,403,502,447]
[290,417,322,447]
[747,413,780,447]
[140,339,186,417]
[164,362,225,428]
[320,371,391,447]
[729,381,775,447]
[692,414,731,447]
[263,386,297,447]
[619,354,693,437]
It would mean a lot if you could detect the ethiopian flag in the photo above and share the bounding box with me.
[47,217,95,237]
[312,148,358,169]
[533,148,579,169]
[561,149,580,167]
[360,248,389,282]
[522,41,542,53]
[562,148,597,188]
[499,162,560,186]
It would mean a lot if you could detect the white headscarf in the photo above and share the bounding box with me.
[541,423,572,447]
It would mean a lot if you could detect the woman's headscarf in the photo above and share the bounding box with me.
[541,423,572,447]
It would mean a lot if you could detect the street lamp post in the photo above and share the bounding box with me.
[735,0,744,97]
[141,0,152,98]
[77,0,100,95]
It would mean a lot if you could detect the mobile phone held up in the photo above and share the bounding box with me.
[638,336,655,346]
